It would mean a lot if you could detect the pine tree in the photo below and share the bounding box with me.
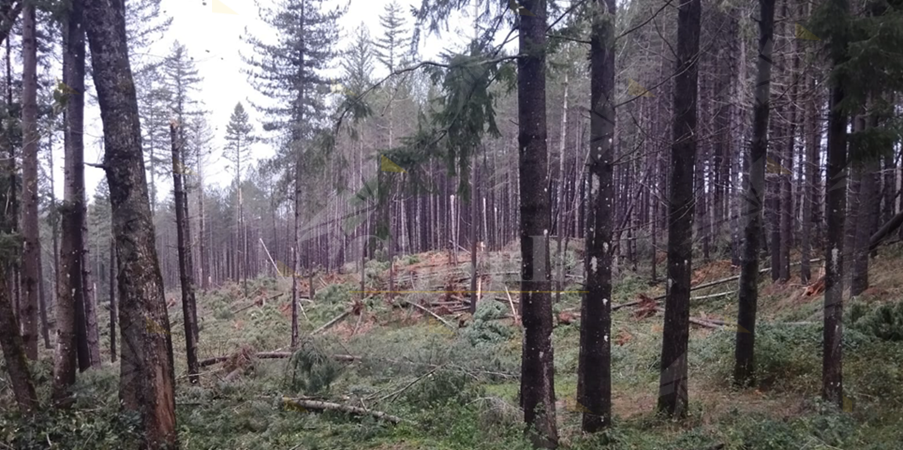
[515,0,558,446]
[162,41,202,147]
[224,102,254,283]
[735,0,776,387]
[244,0,343,347]
[374,1,412,74]
[19,0,40,359]
[658,0,701,418]
[83,0,178,443]
[578,0,616,432]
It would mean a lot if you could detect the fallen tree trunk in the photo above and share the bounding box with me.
[312,311,350,335]
[198,352,358,368]
[870,210,903,251]
[281,397,409,424]
[652,258,822,299]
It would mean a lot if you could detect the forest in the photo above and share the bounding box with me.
[1,0,903,448]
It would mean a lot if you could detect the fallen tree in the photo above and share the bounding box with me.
[199,352,358,368]
[869,210,903,251]
[281,397,409,424]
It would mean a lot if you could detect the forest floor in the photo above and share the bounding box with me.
[4,243,903,449]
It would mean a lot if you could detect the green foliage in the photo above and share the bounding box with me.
[430,44,502,200]
[286,338,345,395]
[462,300,512,346]
[849,301,903,341]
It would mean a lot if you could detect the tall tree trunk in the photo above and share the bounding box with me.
[0,29,37,411]
[5,38,19,324]
[170,123,200,384]
[19,2,39,360]
[469,156,479,314]
[778,0,796,282]
[577,0,615,432]
[84,0,178,445]
[55,0,92,395]
[554,73,569,304]
[658,0,701,418]
[822,0,849,407]
[734,0,775,386]
[800,65,818,283]
[517,1,558,447]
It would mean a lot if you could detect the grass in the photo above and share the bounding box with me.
[3,245,903,449]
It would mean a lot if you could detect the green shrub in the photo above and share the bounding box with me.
[462,301,512,346]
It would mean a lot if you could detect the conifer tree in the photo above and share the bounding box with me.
[224,102,254,283]
[244,0,343,347]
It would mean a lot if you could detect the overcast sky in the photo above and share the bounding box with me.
[69,0,480,201]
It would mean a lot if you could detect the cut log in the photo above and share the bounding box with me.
[281,397,409,425]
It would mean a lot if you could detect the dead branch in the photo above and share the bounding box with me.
[504,285,519,325]
[405,300,456,330]
[281,397,409,425]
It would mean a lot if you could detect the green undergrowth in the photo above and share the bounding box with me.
[4,258,903,449]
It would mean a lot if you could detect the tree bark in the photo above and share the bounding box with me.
[170,122,200,384]
[734,0,775,386]
[800,63,819,283]
[822,0,849,406]
[83,0,178,445]
[658,0,700,418]
[577,0,615,433]
[555,73,569,304]
[0,264,38,413]
[55,0,91,402]
[469,156,479,314]
[19,2,39,360]
[851,159,877,296]
[517,1,558,447]
[0,60,38,411]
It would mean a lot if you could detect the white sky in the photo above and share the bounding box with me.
[71,0,480,201]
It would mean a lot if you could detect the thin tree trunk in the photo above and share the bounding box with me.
[84,0,178,444]
[734,0,775,386]
[517,1,558,447]
[5,38,19,324]
[56,0,92,384]
[19,3,40,359]
[578,0,615,432]
[779,0,797,282]
[555,73,569,304]
[658,0,701,418]
[470,156,479,314]
[851,157,878,296]
[801,64,818,283]
[170,123,200,384]
[83,245,102,366]
[109,237,117,362]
